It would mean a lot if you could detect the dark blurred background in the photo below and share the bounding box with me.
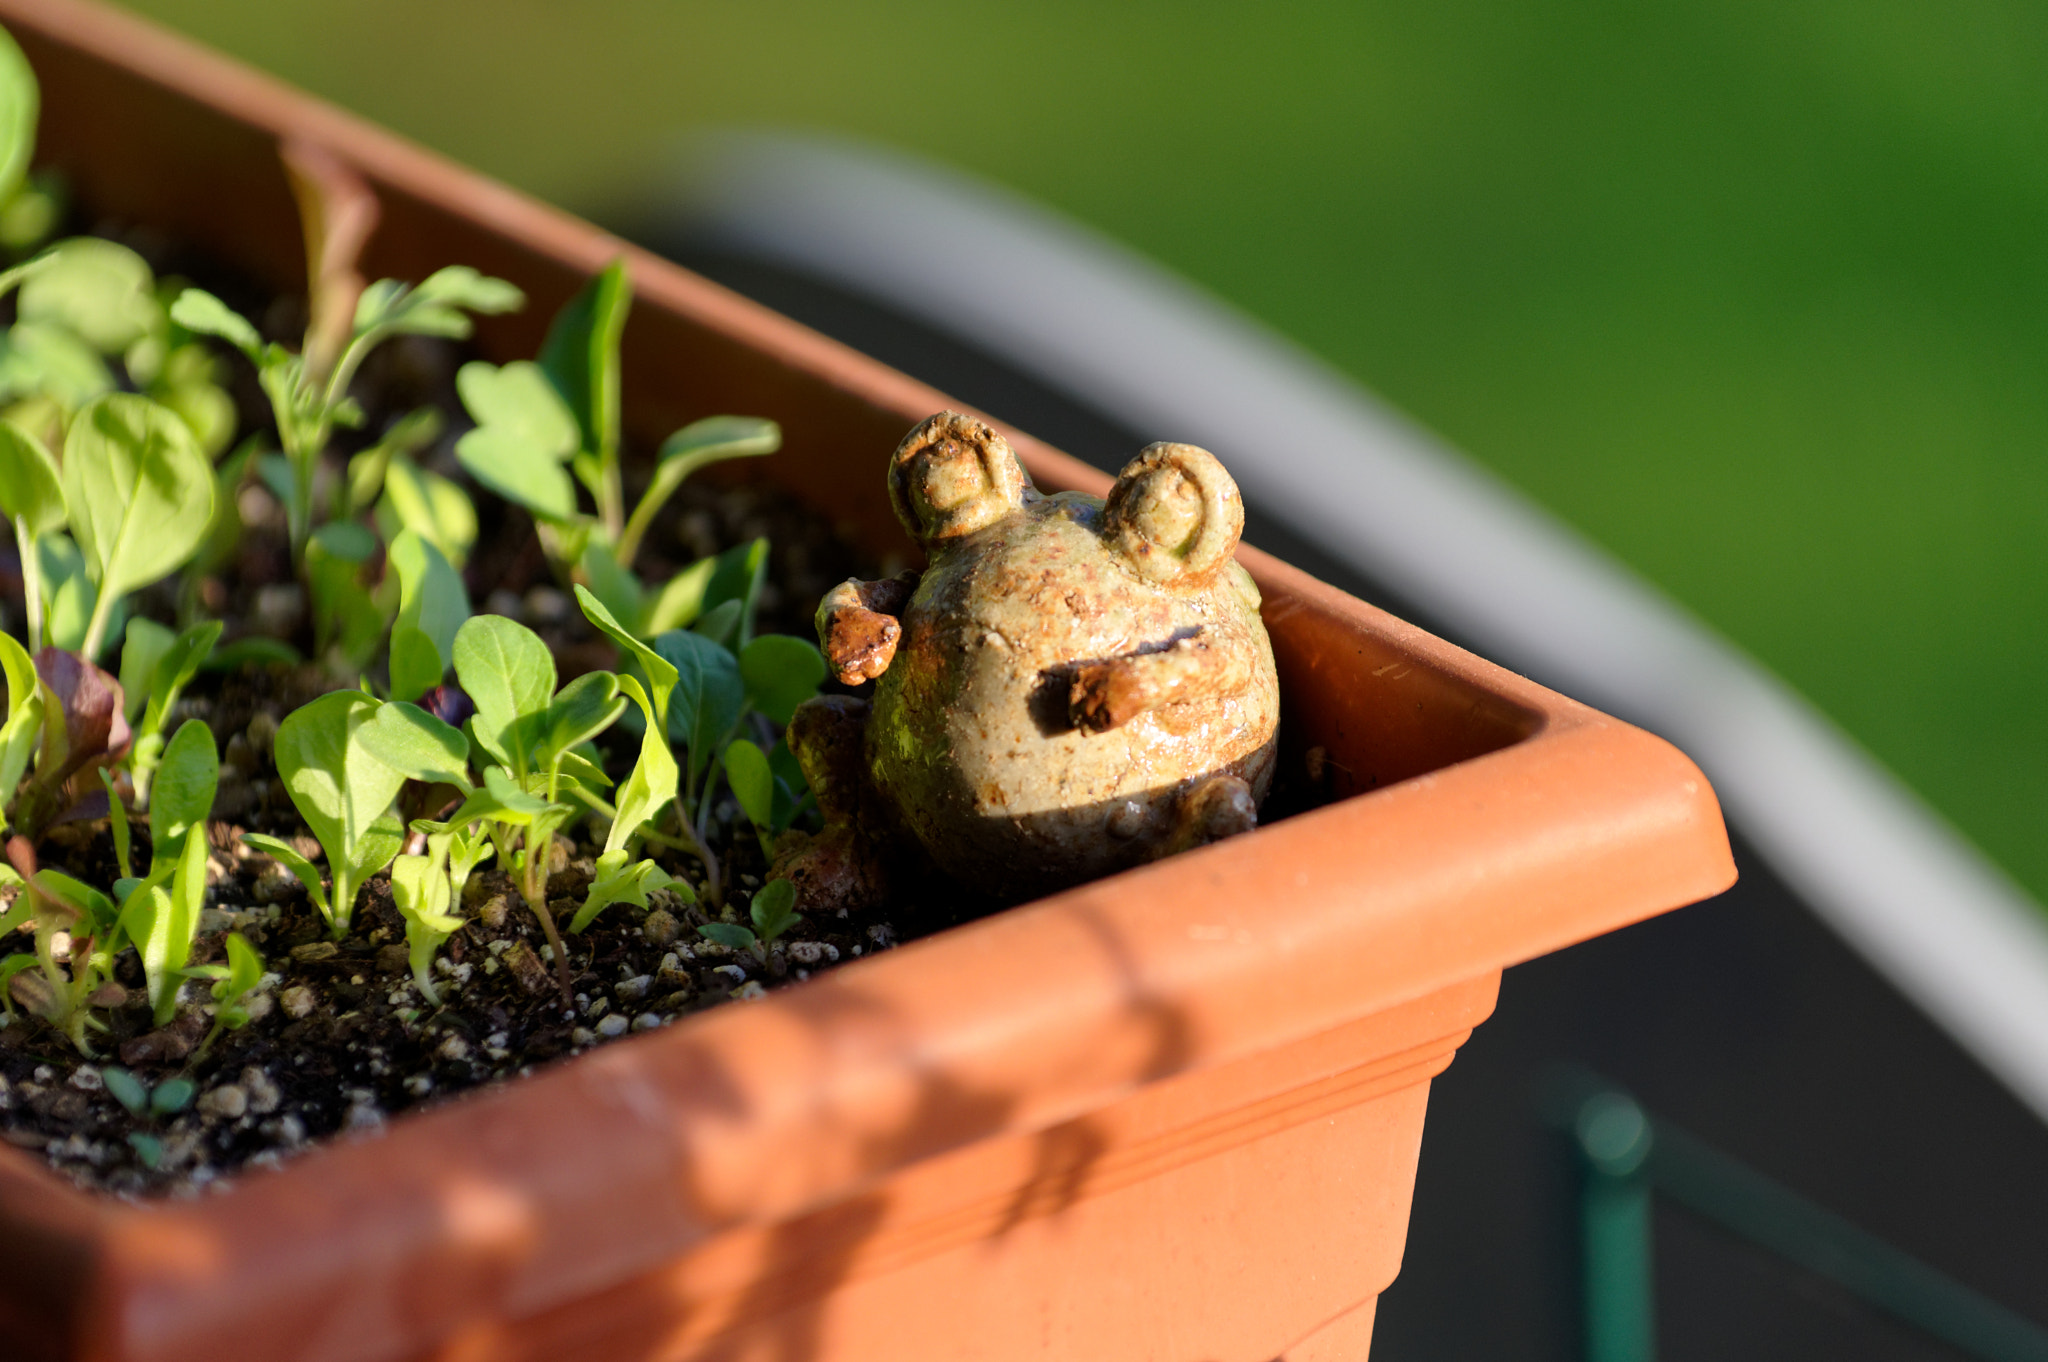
[110,3,2048,1355]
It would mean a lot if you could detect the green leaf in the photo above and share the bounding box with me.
[99,767,131,881]
[147,719,218,870]
[568,847,672,933]
[274,691,408,933]
[553,746,614,793]
[132,619,222,803]
[654,628,743,779]
[0,418,66,537]
[239,832,329,918]
[537,259,628,461]
[151,1076,196,1116]
[122,827,206,1028]
[169,289,262,360]
[453,360,580,522]
[117,618,176,724]
[451,615,555,776]
[701,538,770,651]
[724,738,774,834]
[376,457,477,567]
[749,878,801,944]
[213,931,264,1014]
[102,1066,148,1117]
[386,529,470,703]
[412,266,524,316]
[640,554,718,636]
[0,24,37,207]
[305,527,388,672]
[19,238,159,354]
[697,922,756,952]
[391,852,461,1006]
[577,539,644,636]
[61,393,214,623]
[32,870,118,938]
[620,416,781,564]
[35,533,105,654]
[691,599,741,649]
[574,584,678,722]
[0,321,113,409]
[199,636,301,672]
[357,700,471,789]
[0,630,43,828]
[739,634,828,727]
[605,673,678,856]
[539,671,626,769]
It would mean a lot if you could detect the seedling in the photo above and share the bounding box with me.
[6,643,131,844]
[0,393,215,663]
[243,690,407,938]
[101,1066,196,1169]
[183,930,266,1058]
[385,528,470,704]
[697,878,802,967]
[117,617,221,808]
[454,258,782,635]
[0,867,128,1053]
[0,418,63,653]
[388,831,470,1006]
[173,265,521,564]
[652,620,825,903]
[62,393,216,659]
[0,630,42,834]
[354,595,685,999]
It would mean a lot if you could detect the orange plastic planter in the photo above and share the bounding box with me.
[0,4,1736,1360]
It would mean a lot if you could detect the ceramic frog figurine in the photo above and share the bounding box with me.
[776,411,1279,908]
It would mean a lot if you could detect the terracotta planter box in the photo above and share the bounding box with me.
[0,3,1736,1360]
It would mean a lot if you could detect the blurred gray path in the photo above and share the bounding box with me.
[657,131,2048,1126]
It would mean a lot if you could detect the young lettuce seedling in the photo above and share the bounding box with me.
[6,644,132,845]
[437,603,678,997]
[62,393,216,660]
[172,264,521,563]
[389,835,466,1007]
[0,630,42,836]
[101,1066,196,1169]
[385,528,470,704]
[0,394,214,662]
[94,719,220,1029]
[0,419,64,653]
[242,691,407,938]
[183,931,266,1059]
[649,616,826,904]
[117,617,222,809]
[0,866,130,1054]
[697,878,801,967]
[453,258,781,636]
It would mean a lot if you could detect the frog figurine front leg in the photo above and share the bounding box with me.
[775,411,1279,912]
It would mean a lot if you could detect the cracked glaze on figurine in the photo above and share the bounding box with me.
[781,412,1279,907]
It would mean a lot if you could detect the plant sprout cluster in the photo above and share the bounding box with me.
[0,21,830,1081]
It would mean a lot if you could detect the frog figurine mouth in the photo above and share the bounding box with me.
[774,412,1281,909]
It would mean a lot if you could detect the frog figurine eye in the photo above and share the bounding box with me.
[1101,442,1244,584]
[887,411,1031,544]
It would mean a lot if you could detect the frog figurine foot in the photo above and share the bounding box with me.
[775,411,1280,909]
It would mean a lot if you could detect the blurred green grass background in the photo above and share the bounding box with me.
[121,0,2048,905]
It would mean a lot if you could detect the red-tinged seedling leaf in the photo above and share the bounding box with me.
[12,648,129,840]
